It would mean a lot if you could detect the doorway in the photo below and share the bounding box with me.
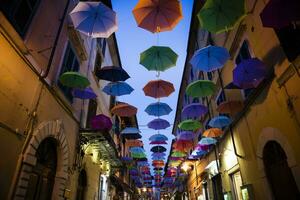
[77,169,87,200]
[263,141,300,200]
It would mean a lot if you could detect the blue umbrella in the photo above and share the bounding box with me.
[190,45,230,72]
[208,116,232,129]
[121,127,141,134]
[191,149,207,157]
[102,81,134,96]
[73,87,97,99]
[145,102,172,117]
[147,118,170,130]
[199,137,217,145]
[149,134,168,141]
[130,147,145,154]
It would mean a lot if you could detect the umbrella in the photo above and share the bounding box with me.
[69,1,117,38]
[260,0,300,29]
[121,127,141,134]
[130,147,145,153]
[95,66,130,82]
[191,149,207,157]
[145,102,172,117]
[150,141,168,145]
[177,131,195,141]
[181,103,208,119]
[190,45,230,72]
[102,82,134,96]
[216,100,244,115]
[178,119,202,131]
[140,46,178,72]
[233,58,268,89]
[197,0,246,34]
[171,151,186,158]
[143,79,175,98]
[147,118,170,130]
[59,72,90,88]
[195,144,211,151]
[73,87,97,99]
[154,167,163,171]
[208,116,232,128]
[111,103,137,117]
[126,140,143,147]
[199,137,217,145]
[131,152,147,158]
[152,156,165,161]
[121,133,142,140]
[173,140,193,152]
[132,0,183,33]
[169,157,184,161]
[186,80,216,98]
[90,114,112,131]
[152,153,166,157]
[151,146,167,153]
[149,134,168,141]
[202,128,223,138]
[121,156,133,164]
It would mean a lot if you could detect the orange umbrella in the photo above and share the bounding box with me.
[126,140,143,147]
[143,79,175,98]
[111,103,137,117]
[132,0,183,33]
[202,128,223,138]
[173,140,194,152]
[216,100,243,115]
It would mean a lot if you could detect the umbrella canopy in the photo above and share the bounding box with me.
[102,81,134,96]
[181,103,208,119]
[145,102,172,117]
[169,157,184,161]
[73,87,97,99]
[121,156,133,163]
[130,147,145,154]
[178,119,202,131]
[151,146,167,153]
[121,127,141,134]
[96,66,130,82]
[216,100,244,115]
[152,156,165,160]
[131,152,147,158]
[152,153,166,157]
[111,103,137,117]
[195,144,211,151]
[260,0,300,29]
[197,0,246,34]
[149,134,168,141]
[59,72,90,89]
[140,46,178,72]
[126,140,143,147]
[177,131,195,141]
[69,1,117,38]
[233,58,268,89]
[143,79,175,98]
[199,137,217,145]
[132,0,183,33]
[171,151,186,158]
[122,133,142,140]
[208,116,232,129]
[147,118,170,130]
[190,45,230,72]
[150,141,168,145]
[186,80,216,98]
[90,114,112,131]
[191,149,207,157]
[202,128,223,138]
[173,140,194,152]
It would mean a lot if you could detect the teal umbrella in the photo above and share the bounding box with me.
[186,80,216,98]
[59,72,90,89]
[140,46,178,72]
[198,0,246,34]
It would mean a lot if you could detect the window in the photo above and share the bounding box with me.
[184,94,190,105]
[1,0,41,36]
[86,99,98,128]
[190,69,195,81]
[58,43,80,102]
[231,171,243,200]
[207,72,213,80]
[192,98,200,103]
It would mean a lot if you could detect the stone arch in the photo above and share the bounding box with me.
[14,120,69,200]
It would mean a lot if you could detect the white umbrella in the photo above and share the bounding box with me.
[69,1,118,38]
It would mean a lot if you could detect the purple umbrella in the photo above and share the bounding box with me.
[152,152,166,157]
[195,144,210,151]
[73,87,97,99]
[147,118,170,130]
[177,131,195,141]
[181,103,208,119]
[91,114,112,131]
[233,58,267,89]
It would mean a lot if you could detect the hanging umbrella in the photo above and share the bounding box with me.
[260,0,300,29]
[137,161,149,166]
[202,128,223,138]
[177,131,195,141]
[69,1,117,38]
[191,149,207,157]
[195,144,211,151]
[173,140,193,152]
[181,103,208,119]
[216,100,244,115]
[143,79,175,98]
[197,0,246,34]
[122,133,142,140]
[145,102,172,117]
[90,114,112,131]
[130,147,145,154]
[208,116,232,128]
[131,152,147,158]
[132,0,183,33]
[149,134,168,141]
[73,87,97,99]
[152,152,166,157]
[171,151,186,158]
[190,45,230,72]
[199,137,217,145]
[59,72,90,88]
[150,140,168,145]
[140,46,178,72]
[152,156,165,161]
[233,58,268,89]
[186,80,216,98]
[169,157,184,161]
[121,156,133,164]
[121,127,140,134]
[102,81,134,96]
[126,140,143,147]
[154,167,163,171]
[96,66,130,82]
[111,103,137,117]
[178,119,202,131]
[151,146,167,153]
[147,118,170,130]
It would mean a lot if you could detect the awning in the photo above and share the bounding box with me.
[110,175,134,194]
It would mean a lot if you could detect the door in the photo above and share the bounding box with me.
[212,174,224,200]
[263,141,300,200]
[26,137,57,200]
[77,169,87,200]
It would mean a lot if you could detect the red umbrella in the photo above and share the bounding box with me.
[143,79,175,98]
[132,0,183,33]
[111,103,137,117]
[217,100,243,115]
[173,140,194,152]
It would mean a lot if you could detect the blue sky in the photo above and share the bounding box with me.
[111,0,193,173]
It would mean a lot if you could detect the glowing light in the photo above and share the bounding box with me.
[182,163,190,172]
[142,187,147,192]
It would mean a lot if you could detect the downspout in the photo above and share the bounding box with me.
[229,126,243,158]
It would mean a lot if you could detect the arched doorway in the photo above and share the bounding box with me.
[263,141,300,200]
[26,137,58,199]
[76,169,87,200]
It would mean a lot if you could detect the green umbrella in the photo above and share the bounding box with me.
[178,119,202,131]
[59,72,90,89]
[131,152,146,158]
[171,151,186,158]
[186,80,216,98]
[140,46,178,72]
[198,0,246,34]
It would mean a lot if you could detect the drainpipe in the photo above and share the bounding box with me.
[229,126,243,158]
